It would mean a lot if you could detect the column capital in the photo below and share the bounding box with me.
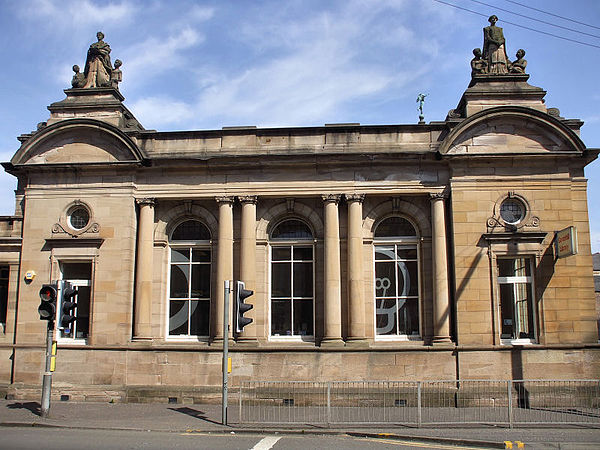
[322,194,342,204]
[215,195,235,204]
[135,198,156,207]
[345,193,365,203]
[429,191,448,201]
[238,195,258,204]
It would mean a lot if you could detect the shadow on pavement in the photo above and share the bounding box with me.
[6,402,41,416]
[168,407,222,426]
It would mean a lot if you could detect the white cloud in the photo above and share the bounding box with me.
[120,27,203,89]
[17,0,136,27]
[130,96,195,127]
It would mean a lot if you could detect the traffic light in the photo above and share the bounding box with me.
[60,281,78,329]
[234,280,253,333]
[38,284,57,321]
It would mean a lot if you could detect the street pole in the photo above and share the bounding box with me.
[222,280,230,425]
[40,320,55,418]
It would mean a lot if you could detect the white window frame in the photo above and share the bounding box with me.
[57,261,93,345]
[373,239,422,341]
[166,238,212,341]
[268,235,316,342]
[496,256,537,345]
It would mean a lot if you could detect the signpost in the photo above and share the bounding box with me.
[555,226,578,259]
[222,280,230,425]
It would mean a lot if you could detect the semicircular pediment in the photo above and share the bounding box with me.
[11,119,144,165]
[439,106,585,156]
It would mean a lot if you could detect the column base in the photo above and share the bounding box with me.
[344,338,369,348]
[233,336,259,345]
[131,336,153,341]
[319,338,345,348]
[431,336,453,346]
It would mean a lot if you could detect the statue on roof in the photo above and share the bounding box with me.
[71,32,122,89]
[483,15,509,74]
[470,48,488,76]
[509,49,527,73]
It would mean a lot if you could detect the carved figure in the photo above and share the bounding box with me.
[483,15,509,74]
[470,48,488,76]
[416,93,427,123]
[509,49,527,73]
[83,32,113,88]
[71,65,86,88]
[111,59,123,88]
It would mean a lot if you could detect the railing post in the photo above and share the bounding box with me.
[508,380,513,428]
[417,381,422,428]
[327,381,331,426]
[239,382,243,424]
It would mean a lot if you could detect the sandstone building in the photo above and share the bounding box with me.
[0,29,598,402]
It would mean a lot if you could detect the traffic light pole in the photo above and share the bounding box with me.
[40,320,54,418]
[222,280,230,426]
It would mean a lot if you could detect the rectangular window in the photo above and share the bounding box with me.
[0,266,9,328]
[59,262,92,340]
[497,257,535,342]
[270,245,314,337]
[168,246,210,337]
[374,244,419,338]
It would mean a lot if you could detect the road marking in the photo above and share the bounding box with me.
[251,436,282,450]
[357,437,488,449]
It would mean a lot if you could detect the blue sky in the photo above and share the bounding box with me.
[0,0,599,252]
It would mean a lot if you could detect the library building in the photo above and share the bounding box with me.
[0,21,598,402]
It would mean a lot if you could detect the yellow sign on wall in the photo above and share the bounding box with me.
[556,226,578,258]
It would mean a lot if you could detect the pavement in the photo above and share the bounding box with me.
[1,399,600,449]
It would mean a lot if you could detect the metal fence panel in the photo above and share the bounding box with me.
[239,379,600,427]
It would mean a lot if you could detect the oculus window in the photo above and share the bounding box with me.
[270,219,314,337]
[497,257,536,342]
[168,220,211,338]
[499,198,525,225]
[374,217,420,339]
[68,206,90,230]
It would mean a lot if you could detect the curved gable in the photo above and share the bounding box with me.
[439,106,585,156]
[11,119,144,165]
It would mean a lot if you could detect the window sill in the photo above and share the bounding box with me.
[165,336,210,343]
[501,338,537,346]
[57,338,88,346]
[269,335,315,343]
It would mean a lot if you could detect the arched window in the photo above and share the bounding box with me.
[168,219,211,338]
[373,216,420,339]
[269,219,314,338]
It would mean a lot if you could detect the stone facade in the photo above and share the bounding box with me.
[0,65,598,402]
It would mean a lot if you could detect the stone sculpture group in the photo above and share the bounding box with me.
[471,15,527,77]
[71,32,122,89]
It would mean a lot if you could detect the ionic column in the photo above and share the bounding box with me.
[215,196,234,341]
[134,198,155,339]
[430,193,452,343]
[346,194,365,341]
[322,194,342,343]
[239,196,257,340]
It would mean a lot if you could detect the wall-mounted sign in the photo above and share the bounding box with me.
[555,226,578,258]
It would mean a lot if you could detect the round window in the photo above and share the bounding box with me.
[69,207,90,230]
[499,198,525,225]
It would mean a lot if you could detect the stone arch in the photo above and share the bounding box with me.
[155,203,218,242]
[363,199,431,239]
[438,106,585,155]
[257,200,324,241]
[11,118,145,165]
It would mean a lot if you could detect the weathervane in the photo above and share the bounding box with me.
[416,93,428,124]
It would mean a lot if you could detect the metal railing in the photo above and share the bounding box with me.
[239,380,600,427]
